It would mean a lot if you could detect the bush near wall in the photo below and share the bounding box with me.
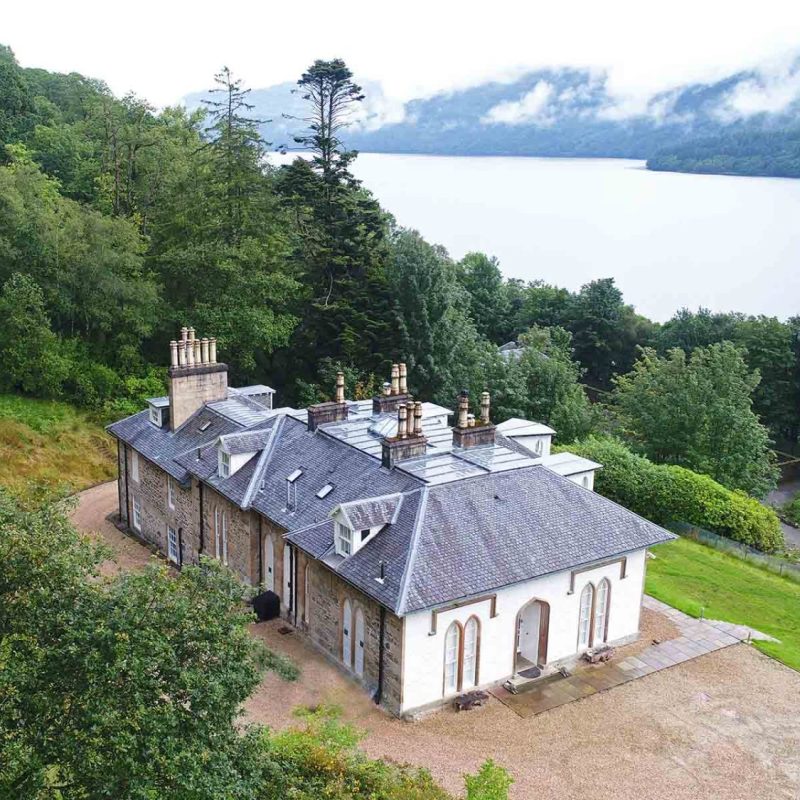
[564,436,784,553]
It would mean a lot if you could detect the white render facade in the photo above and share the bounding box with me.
[400,549,645,713]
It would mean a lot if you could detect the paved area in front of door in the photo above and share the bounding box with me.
[491,595,778,717]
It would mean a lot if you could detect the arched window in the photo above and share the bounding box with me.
[594,578,610,644]
[462,617,479,689]
[444,622,461,694]
[265,536,274,591]
[582,475,590,489]
[342,599,353,667]
[578,583,594,649]
[354,608,365,677]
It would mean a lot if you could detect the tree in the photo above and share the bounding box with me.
[613,343,778,496]
[657,307,739,352]
[457,252,511,343]
[0,490,277,799]
[491,326,596,443]
[0,47,34,149]
[0,272,67,396]
[566,278,650,388]
[290,59,364,186]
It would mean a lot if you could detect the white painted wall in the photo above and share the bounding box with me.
[566,469,595,491]
[230,451,256,475]
[509,433,552,458]
[400,548,646,713]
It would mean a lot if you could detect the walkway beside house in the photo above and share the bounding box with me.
[491,596,777,718]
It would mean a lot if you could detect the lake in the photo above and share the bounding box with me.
[336,154,800,322]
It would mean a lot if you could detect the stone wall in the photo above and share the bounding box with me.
[305,560,403,715]
[122,445,199,566]
[201,486,257,583]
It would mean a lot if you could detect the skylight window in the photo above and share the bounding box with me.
[198,420,212,432]
[287,469,303,483]
[316,483,334,499]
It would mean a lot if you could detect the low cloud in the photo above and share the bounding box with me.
[716,65,800,119]
[481,81,554,125]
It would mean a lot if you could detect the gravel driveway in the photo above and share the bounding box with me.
[74,482,800,800]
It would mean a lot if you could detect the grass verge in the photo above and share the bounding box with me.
[647,536,800,672]
[0,393,116,501]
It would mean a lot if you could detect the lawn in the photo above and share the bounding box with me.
[0,394,116,501]
[647,536,800,672]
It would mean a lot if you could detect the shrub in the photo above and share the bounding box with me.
[565,436,784,552]
[783,493,800,527]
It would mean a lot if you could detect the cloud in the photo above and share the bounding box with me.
[481,81,554,125]
[715,65,800,119]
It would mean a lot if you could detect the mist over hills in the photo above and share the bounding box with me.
[187,61,800,176]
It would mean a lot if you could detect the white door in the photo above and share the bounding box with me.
[265,537,274,591]
[354,608,365,677]
[342,600,353,668]
[518,603,540,664]
[283,545,292,606]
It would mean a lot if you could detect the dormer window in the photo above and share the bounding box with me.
[335,522,353,556]
[219,450,231,478]
[149,406,161,426]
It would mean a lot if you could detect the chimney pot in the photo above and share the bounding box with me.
[193,339,201,364]
[178,341,187,367]
[209,338,217,364]
[481,391,491,425]
[457,390,469,429]
[390,364,400,396]
[181,326,188,342]
[399,362,408,395]
[186,339,195,366]
[413,401,423,436]
[382,381,392,397]
[335,371,345,404]
[201,337,209,364]
[397,404,408,439]
[468,413,476,428]
[170,340,179,368]
[188,327,196,342]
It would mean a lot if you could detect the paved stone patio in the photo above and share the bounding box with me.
[491,595,778,718]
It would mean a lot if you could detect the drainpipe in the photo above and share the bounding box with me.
[293,546,299,628]
[257,516,263,585]
[177,527,183,569]
[376,607,386,705]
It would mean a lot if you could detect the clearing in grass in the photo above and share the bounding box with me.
[647,536,800,672]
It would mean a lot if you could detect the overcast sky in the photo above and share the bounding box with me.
[6,1,800,107]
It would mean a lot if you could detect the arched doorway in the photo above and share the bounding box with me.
[515,599,550,671]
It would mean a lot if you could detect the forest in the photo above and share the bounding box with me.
[2,41,800,799]
[647,128,800,178]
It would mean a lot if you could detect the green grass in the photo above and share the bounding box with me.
[0,394,116,501]
[647,536,800,672]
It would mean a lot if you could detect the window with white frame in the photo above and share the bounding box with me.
[593,579,610,644]
[167,476,175,509]
[167,526,179,563]
[462,618,479,689]
[578,583,594,649]
[218,450,230,478]
[214,508,228,564]
[132,495,142,531]
[131,450,140,482]
[444,622,460,694]
[149,406,161,426]
[334,522,353,556]
[222,511,228,565]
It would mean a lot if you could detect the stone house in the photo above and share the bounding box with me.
[108,328,674,717]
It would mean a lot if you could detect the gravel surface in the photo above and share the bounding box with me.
[69,481,157,576]
[75,481,800,800]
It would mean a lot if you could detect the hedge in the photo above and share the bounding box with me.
[564,436,784,553]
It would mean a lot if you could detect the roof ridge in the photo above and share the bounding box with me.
[396,486,429,616]
[241,415,286,509]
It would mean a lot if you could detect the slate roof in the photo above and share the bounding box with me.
[288,464,674,615]
[109,387,673,616]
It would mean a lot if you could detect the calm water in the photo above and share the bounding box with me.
[343,154,800,322]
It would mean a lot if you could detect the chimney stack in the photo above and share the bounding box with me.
[373,361,413,415]
[381,400,428,469]
[307,371,349,432]
[168,326,228,431]
[452,390,496,450]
